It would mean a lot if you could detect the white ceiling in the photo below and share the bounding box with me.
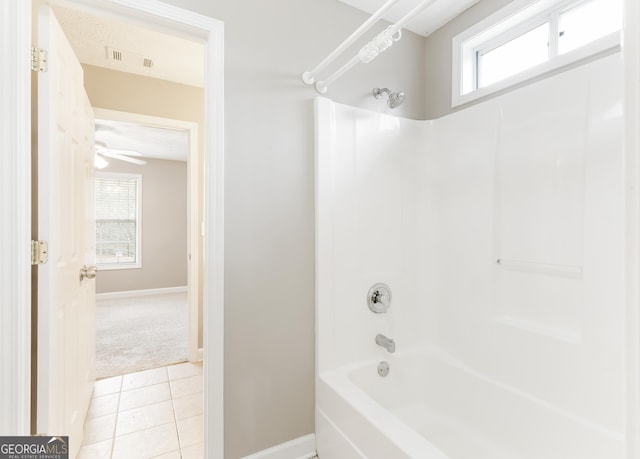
[53,6,204,88]
[337,0,481,36]
[95,119,189,162]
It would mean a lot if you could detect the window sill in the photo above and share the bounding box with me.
[97,263,142,271]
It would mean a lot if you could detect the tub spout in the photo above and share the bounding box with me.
[375,334,395,353]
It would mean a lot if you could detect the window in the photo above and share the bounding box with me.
[453,0,623,107]
[95,173,142,269]
[558,0,623,54]
[478,23,550,88]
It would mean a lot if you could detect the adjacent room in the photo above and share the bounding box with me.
[93,118,190,379]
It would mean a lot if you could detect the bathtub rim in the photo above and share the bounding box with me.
[317,345,625,459]
[317,361,450,459]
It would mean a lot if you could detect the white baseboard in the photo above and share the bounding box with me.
[240,434,316,459]
[197,347,204,361]
[96,286,187,300]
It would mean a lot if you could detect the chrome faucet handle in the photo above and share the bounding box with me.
[368,283,392,313]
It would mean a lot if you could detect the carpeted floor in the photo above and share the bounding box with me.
[95,292,188,379]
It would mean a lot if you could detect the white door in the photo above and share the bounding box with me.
[37,5,96,457]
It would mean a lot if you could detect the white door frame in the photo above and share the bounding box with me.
[624,1,640,457]
[0,1,224,457]
[0,0,33,438]
[93,108,202,363]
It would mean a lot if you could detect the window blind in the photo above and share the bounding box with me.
[95,175,140,266]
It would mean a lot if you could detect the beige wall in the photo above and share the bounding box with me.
[95,158,188,294]
[157,0,427,457]
[82,64,205,126]
[424,0,514,118]
[82,64,205,347]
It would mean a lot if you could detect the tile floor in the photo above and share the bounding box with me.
[77,362,203,459]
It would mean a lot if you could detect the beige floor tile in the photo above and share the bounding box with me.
[86,393,119,420]
[92,375,122,397]
[112,422,179,459]
[83,414,117,445]
[172,392,203,420]
[76,439,112,459]
[176,414,203,448]
[167,362,203,381]
[169,374,203,399]
[84,363,209,458]
[119,382,171,412]
[181,442,204,459]
[121,366,168,391]
[116,400,175,437]
[152,450,182,459]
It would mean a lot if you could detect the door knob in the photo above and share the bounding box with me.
[79,265,97,281]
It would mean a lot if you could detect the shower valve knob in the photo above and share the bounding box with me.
[367,283,392,313]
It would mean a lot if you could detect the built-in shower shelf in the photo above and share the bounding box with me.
[496,258,583,278]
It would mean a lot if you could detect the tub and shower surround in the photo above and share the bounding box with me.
[315,52,626,459]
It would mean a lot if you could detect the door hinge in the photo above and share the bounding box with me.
[31,45,48,72]
[31,240,48,265]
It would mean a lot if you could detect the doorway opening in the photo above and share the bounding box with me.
[91,111,200,379]
[29,1,224,458]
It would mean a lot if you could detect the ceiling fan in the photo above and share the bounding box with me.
[95,140,146,168]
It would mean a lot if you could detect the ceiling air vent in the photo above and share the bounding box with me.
[106,47,154,69]
[108,47,123,61]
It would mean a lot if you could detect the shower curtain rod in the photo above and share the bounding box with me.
[303,0,438,94]
[301,0,402,86]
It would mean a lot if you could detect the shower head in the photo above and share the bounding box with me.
[387,91,405,109]
[372,87,405,109]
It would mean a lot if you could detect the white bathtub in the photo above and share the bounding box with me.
[316,348,624,459]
